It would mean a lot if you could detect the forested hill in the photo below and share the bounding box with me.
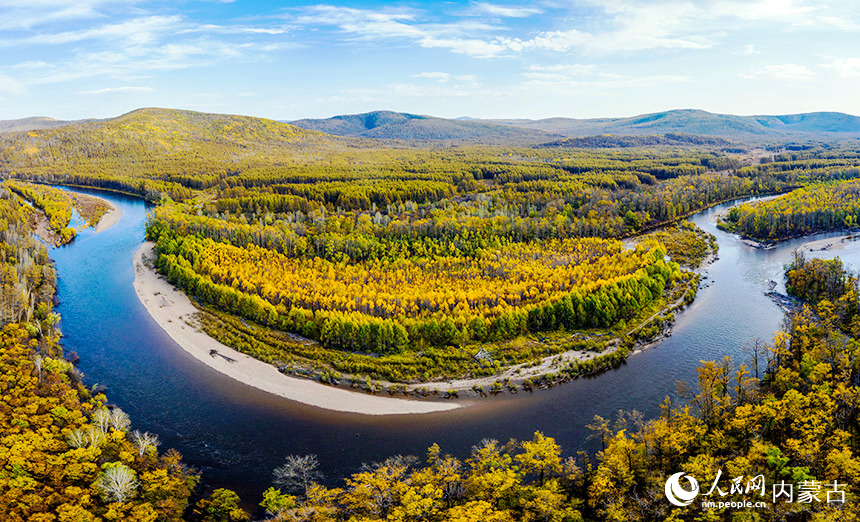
[2,107,333,155]
[488,109,860,141]
[289,110,562,144]
[0,116,97,133]
[291,109,860,144]
[0,108,358,199]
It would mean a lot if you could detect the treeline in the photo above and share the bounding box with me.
[0,187,56,327]
[540,132,735,149]
[721,179,860,240]
[151,228,678,355]
[146,171,765,265]
[18,172,194,203]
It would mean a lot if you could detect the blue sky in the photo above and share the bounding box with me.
[0,0,859,120]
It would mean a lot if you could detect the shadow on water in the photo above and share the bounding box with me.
[49,188,860,506]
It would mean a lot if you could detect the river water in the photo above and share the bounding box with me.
[49,188,860,505]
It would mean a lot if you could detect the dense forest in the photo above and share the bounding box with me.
[721,178,860,241]
[0,186,254,521]
[4,174,860,519]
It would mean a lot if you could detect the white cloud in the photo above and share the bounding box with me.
[289,0,860,60]
[817,15,860,31]
[0,0,129,30]
[824,58,860,77]
[740,63,814,80]
[528,64,598,74]
[706,0,816,21]
[14,37,265,86]
[0,74,25,95]
[180,24,292,36]
[519,64,690,92]
[290,1,759,57]
[467,2,541,18]
[413,72,480,85]
[417,37,510,58]
[414,72,451,81]
[294,5,419,34]
[293,5,512,57]
[27,15,183,46]
[78,85,154,94]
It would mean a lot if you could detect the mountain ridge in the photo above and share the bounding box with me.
[4,107,860,145]
[289,110,563,144]
[483,109,860,140]
[0,116,101,134]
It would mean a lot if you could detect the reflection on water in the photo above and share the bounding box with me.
[50,188,860,504]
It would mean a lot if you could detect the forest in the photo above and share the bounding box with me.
[721,178,860,241]
[0,186,250,521]
[3,180,111,246]
[3,109,860,387]
[4,173,860,519]
[3,109,860,519]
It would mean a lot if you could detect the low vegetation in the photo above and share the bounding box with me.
[638,220,718,268]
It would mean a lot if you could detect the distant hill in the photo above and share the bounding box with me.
[485,109,860,141]
[0,108,349,192]
[0,116,96,134]
[291,109,860,144]
[290,110,561,144]
[1,107,332,159]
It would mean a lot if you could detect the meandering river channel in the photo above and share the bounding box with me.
[50,187,860,503]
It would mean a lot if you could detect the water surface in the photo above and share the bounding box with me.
[51,189,860,505]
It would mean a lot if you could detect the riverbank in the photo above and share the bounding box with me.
[798,233,860,253]
[92,196,121,232]
[722,230,860,252]
[132,242,460,415]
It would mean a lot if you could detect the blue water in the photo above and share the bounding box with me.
[49,188,860,506]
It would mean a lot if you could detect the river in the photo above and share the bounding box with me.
[49,187,860,506]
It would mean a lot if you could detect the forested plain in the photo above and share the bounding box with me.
[4,108,860,519]
[3,109,860,388]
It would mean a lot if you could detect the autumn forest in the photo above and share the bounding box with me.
[3,108,860,520]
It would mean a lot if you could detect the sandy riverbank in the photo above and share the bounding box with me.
[798,233,860,253]
[91,197,121,233]
[132,242,460,415]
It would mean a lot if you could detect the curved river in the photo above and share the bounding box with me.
[50,188,860,505]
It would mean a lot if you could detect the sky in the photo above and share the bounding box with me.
[0,0,859,121]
